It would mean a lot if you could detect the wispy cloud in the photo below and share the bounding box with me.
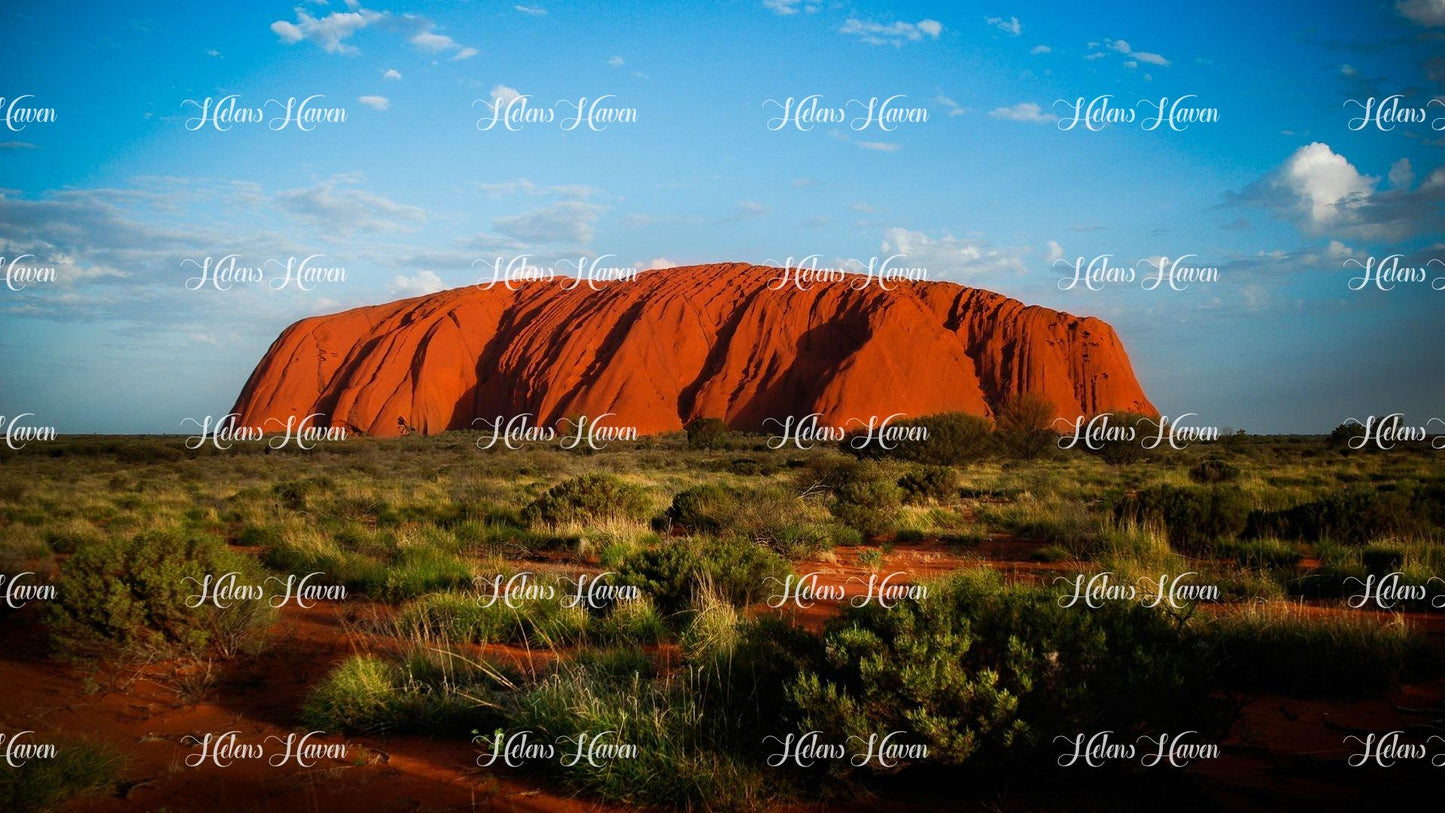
[764,0,820,15]
[985,16,1022,36]
[989,102,1055,123]
[839,17,942,46]
[722,200,771,222]
[270,5,478,59]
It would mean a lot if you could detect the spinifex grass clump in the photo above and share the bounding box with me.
[0,739,123,813]
[1195,603,1438,696]
[303,649,507,736]
[263,524,473,601]
[501,664,773,809]
[395,589,589,647]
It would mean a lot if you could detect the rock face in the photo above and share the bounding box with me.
[232,264,1155,436]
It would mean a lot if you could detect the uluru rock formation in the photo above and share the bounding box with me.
[232,264,1155,437]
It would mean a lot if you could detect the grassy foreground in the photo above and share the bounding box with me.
[1,424,1443,809]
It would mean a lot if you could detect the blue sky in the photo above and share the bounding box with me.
[1,0,1443,434]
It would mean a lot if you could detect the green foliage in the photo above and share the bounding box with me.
[897,465,959,504]
[501,664,770,808]
[304,653,495,736]
[786,572,1218,771]
[619,538,789,614]
[1244,486,1434,544]
[994,393,1058,460]
[48,532,276,660]
[396,589,589,647]
[0,739,122,813]
[1188,457,1241,484]
[1215,538,1302,569]
[1085,412,1158,466]
[523,474,651,527]
[661,484,737,533]
[1115,485,1250,553]
[825,462,903,537]
[685,417,731,450]
[1197,605,1438,696]
[861,412,995,466]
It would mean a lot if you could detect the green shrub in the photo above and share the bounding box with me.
[994,393,1057,461]
[897,465,958,505]
[660,484,830,558]
[661,485,738,534]
[1360,544,1404,576]
[590,596,666,645]
[619,538,789,614]
[41,520,106,555]
[382,545,475,601]
[1244,487,1429,544]
[786,572,1219,771]
[1115,485,1250,553]
[1188,457,1241,484]
[523,475,651,527]
[685,417,731,450]
[304,655,406,733]
[1216,538,1302,569]
[48,532,276,660]
[829,464,903,537]
[850,412,993,466]
[500,664,771,808]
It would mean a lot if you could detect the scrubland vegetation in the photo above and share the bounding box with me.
[1,416,1442,808]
